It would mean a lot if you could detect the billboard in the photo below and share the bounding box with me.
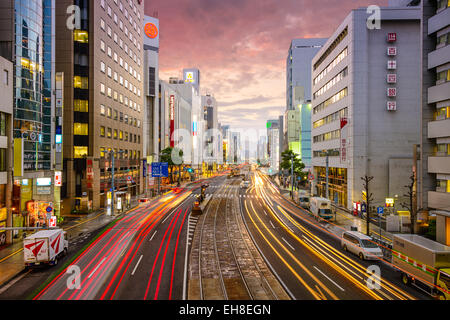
[143,16,159,49]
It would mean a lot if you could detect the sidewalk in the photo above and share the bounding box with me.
[0,198,143,288]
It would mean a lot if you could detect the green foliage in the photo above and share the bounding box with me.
[280,149,306,179]
[424,219,436,241]
[160,147,184,166]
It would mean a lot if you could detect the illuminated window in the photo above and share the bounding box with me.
[74,76,88,89]
[100,147,106,158]
[74,100,89,112]
[74,30,89,43]
[107,128,112,138]
[74,146,88,158]
[114,129,118,139]
[74,123,88,135]
[100,126,105,137]
[100,104,106,115]
[119,130,123,140]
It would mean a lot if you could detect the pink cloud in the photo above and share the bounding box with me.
[145,0,388,130]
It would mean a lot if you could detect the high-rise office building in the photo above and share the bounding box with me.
[311,4,422,209]
[286,38,327,111]
[55,0,145,213]
[414,0,450,244]
[0,0,56,226]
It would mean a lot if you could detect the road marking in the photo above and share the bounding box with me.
[161,212,173,224]
[149,231,157,242]
[131,255,144,276]
[88,258,106,279]
[313,266,345,292]
[282,237,295,251]
[269,220,276,229]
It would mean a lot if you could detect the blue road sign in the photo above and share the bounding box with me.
[377,207,384,215]
[361,203,367,212]
[151,162,169,178]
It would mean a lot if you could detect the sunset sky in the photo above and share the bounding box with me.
[144,0,388,131]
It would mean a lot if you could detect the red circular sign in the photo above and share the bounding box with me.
[144,23,158,39]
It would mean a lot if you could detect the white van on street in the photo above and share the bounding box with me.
[341,231,383,260]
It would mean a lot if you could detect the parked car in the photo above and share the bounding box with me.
[341,231,383,260]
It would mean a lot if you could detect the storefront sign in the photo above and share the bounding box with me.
[36,186,52,195]
[169,95,175,147]
[55,171,62,187]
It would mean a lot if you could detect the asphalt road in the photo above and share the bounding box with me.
[240,170,430,300]
[0,168,431,300]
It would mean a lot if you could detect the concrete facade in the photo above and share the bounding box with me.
[311,6,422,210]
[56,0,145,214]
[286,38,327,110]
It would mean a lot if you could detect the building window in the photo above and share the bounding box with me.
[107,107,112,118]
[114,129,118,139]
[74,76,88,89]
[74,146,88,158]
[74,123,89,135]
[100,83,105,94]
[107,128,112,138]
[0,113,6,136]
[100,104,106,116]
[100,126,105,137]
[119,130,123,140]
[3,70,8,85]
[114,110,118,120]
[74,30,89,43]
[436,69,450,84]
[74,100,89,112]
[0,149,6,171]
[100,147,106,158]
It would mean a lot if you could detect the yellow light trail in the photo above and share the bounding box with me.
[256,171,416,300]
[246,200,339,300]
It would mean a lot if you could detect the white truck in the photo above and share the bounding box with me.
[309,197,333,220]
[392,234,450,300]
[24,229,68,267]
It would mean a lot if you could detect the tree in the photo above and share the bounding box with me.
[160,147,184,185]
[361,175,374,236]
[280,150,306,194]
[280,150,306,179]
[401,173,416,234]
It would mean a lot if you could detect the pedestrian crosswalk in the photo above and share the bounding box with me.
[186,214,199,246]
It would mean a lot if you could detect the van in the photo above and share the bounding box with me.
[341,231,383,260]
[298,194,310,209]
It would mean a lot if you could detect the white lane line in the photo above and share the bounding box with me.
[161,212,173,224]
[269,220,276,229]
[131,255,144,276]
[149,230,157,242]
[88,258,106,279]
[282,237,295,251]
[313,266,345,292]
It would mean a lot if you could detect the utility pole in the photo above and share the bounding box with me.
[291,153,294,200]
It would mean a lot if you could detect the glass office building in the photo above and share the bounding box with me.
[13,0,52,171]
